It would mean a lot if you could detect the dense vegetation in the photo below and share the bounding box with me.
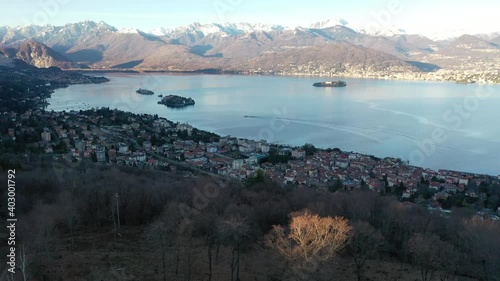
[0,159,499,281]
[0,64,108,113]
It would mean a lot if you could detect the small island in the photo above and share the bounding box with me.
[313,81,347,87]
[136,88,155,95]
[158,94,195,108]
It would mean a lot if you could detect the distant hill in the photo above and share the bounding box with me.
[230,43,421,74]
[0,20,499,76]
[421,35,500,70]
[440,35,499,55]
[3,40,82,68]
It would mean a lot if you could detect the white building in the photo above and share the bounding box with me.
[96,145,106,162]
[118,143,129,154]
[153,118,171,128]
[207,144,218,153]
[458,178,469,185]
[130,152,146,162]
[232,159,244,170]
[177,123,193,136]
[260,144,270,154]
[292,149,306,159]
[41,131,51,142]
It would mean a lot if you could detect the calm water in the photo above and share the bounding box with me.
[47,73,500,175]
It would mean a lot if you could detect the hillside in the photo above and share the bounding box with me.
[4,40,82,68]
[0,20,499,82]
[0,158,497,281]
[419,35,500,70]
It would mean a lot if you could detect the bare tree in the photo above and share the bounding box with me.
[0,265,14,281]
[16,245,30,281]
[145,204,182,281]
[435,241,459,281]
[192,212,217,281]
[457,215,500,280]
[178,222,199,281]
[26,203,60,264]
[347,221,385,281]
[266,209,351,280]
[60,180,80,251]
[408,232,441,281]
[217,215,251,281]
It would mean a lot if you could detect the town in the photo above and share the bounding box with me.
[1,107,499,220]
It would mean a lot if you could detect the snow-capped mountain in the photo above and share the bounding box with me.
[0,19,408,46]
[149,27,168,36]
[0,19,498,73]
[358,24,407,37]
[0,20,117,52]
[152,22,288,39]
[307,18,350,29]
[118,27,143,34]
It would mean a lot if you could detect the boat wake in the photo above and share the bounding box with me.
[244,115,453,148]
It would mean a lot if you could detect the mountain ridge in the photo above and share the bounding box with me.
[0,20,498,83]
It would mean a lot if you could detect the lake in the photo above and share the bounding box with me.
[46,73,500,175]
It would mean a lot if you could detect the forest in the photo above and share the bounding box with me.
[0,158,499,281]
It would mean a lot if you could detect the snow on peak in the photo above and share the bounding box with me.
[359,24,407,37]
[308,18,350,29]
[150,27,168,36]
[118,27,142,34]
[149,22,288,38]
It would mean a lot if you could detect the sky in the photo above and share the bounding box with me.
[2,0,499,37]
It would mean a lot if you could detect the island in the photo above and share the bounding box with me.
[158,94,195,108]
[313,81,347,87]
[136,88,155,95]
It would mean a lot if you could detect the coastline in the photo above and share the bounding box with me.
[46,72,500,176]
[66,68,500,85]
[44,105,498,177]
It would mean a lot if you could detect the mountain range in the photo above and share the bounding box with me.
[0,20,499,80]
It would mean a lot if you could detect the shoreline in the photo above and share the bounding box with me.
[46,73,499,177]
[65,68,500,85]
[44,101,499,177]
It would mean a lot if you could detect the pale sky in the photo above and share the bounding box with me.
[2,0,499,36]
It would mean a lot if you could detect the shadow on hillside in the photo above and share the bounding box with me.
[190,45,223,58]
[111,60,144,69]
[66,49,104,63]
[406,61,441,72]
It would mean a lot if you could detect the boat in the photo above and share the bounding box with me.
[158,94,163,98]
[313,81,347,87]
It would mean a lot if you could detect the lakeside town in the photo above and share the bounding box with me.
[248,67,500,84]
[2,107,499,220]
